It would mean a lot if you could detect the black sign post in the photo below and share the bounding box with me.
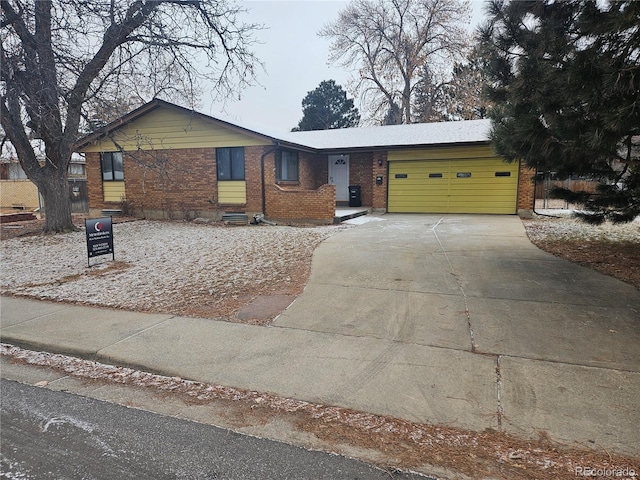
[85,217,114,267]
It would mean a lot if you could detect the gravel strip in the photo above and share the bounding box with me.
[0,220,347,320]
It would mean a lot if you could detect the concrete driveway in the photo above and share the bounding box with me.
[275,214,640,455]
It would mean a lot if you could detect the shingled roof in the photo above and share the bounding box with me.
[281,119,491,151]
[76,98,491,153]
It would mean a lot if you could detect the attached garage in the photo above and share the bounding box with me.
[387,145,519,214]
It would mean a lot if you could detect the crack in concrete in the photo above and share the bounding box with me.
[431,218,477,353]
[95,316,177,358]
[496,355,503,430]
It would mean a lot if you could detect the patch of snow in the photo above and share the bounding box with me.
[282,119,491,150]
[2,343,637,479]
[524,215,639,243]
[343,216,386,226]
[0,456,35,479]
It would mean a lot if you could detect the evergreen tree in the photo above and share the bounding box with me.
[441,47,492,121]
[293,80,360,131]
[480,0,640,223]
[413,64,448,123]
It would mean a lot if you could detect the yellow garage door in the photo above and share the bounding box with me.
[388,146,519,214]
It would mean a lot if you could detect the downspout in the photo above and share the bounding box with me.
[261,143,279,217]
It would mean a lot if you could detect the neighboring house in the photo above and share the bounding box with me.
[1,142,40,211]
[75,99,535,223]
[0,141,88,213]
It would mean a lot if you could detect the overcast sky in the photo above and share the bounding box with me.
[204,0,487,133]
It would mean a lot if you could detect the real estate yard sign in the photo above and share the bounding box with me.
[85,217,114,266]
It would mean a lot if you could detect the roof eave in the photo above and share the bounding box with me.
[314,139,492,155]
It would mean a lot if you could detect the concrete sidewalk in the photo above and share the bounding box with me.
[1,214,639,457]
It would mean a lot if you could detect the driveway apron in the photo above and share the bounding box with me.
[274,214,640,456]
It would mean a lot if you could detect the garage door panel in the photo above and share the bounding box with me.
[449,183,516,192]
[388,152,518,214]
[448,205,515,214]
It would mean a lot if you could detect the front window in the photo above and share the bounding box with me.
[277,150,299,181]
[217,147,245,180]
[101,152,124,181]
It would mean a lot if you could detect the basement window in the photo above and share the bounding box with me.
[456,172,472,178]
[429,173,443,178]
[495,171,511,177]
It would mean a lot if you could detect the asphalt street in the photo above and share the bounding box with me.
[1,380,428,480]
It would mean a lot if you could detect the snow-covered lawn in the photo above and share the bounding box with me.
[0,220,346,319]
[523,212,640,288]
[2,213,637,319]
[524,212,640,243]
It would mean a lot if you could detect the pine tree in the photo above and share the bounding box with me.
[441,47,492,121]
[293,80,360,131]
[480,0,640,223]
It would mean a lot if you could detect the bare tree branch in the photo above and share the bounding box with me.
[320,0,471,124]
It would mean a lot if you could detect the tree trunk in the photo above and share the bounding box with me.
[37,174,74,233]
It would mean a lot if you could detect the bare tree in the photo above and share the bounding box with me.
[1,0,262,232]
[320,0,471,125]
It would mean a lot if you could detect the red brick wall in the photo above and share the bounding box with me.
[266,183,336,223]
[87,146,271,218]
[372,151,388,210]
[246,146,264,213]
[87,146,340,222]
[349,153,373,207]
[517,161,536,214]
[299,152,324,189]
[86,152,105,213]
[312,154,329,189]
[132,148,215,216]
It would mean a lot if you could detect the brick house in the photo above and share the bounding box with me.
[76,99,535,223]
